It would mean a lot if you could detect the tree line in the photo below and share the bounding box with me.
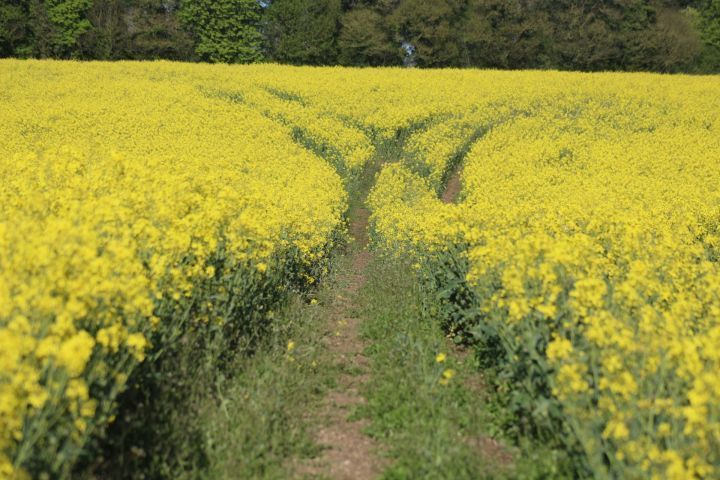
[1,0,719,72]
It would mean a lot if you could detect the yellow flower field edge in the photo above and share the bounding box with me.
[368,72,720,478]
[0,61,347,478]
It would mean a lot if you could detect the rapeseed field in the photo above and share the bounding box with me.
[1,60,719,479]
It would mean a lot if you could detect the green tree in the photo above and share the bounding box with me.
[548,1,627,71]
[642,7,702,72]
[0,0,29,56]
[0,0,713,71]
[388,0,465,67]
[543,0,686,71]
[692,0,720,70]
[460,0,552,69]
[338,6,398,65]
[81,0,127,59]
[180,0,263,63]
[25,0,92,57]
[264,0,341,64]
[124,0,194,60]
[48,0,92,56]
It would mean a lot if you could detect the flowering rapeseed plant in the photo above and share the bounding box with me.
[368,70,720,478]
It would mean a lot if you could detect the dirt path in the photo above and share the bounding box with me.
[442,167,463,203]
[295,205,385,480]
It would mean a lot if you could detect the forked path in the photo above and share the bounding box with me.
[303,142,465,479]
[296,203,385,479]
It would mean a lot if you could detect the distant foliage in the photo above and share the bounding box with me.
[42,0,93,57]
[338,7,398,66]
[264,0,341,65]
[0,1,27,56]
[0,0,92,58]
[0,1,718,74]
[695,0,720,68]
[179,0,264,63]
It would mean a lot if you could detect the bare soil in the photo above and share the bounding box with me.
[442,168,463,203]
[294,206,386,480]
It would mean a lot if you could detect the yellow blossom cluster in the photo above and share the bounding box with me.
[368,70,720,477]
[403,108,501,193]
[240,85,375,174]
[0,60,347,478]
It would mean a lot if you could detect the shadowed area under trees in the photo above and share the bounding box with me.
[1,0,718,72]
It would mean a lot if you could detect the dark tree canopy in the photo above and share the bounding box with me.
[264,0,341,65]
[0,0,717,72]
[179,0,264,63]
[338,7,398,65]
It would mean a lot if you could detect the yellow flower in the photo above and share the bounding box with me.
[126,333,148,362]
[57,331,96,377]
[435,353,447,363]
[439,368,456,385]
[603,419,630,440]
[546,336,573,362]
